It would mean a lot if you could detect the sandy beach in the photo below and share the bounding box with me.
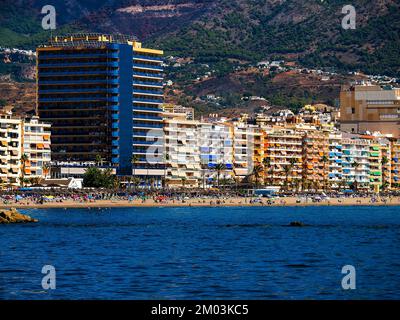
[1,196,400,209]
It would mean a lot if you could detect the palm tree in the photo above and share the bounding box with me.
[351,161,360,192]
[262,157,272,186]
[282,158,297,192]
[321,154,329,191]
[381,156,389,189]
[181,177,187,188]
[131,177,141,189]
[20,153,29,187]
[149,178,156,189]
[131,154,140,178]
[215,163,226,188]
[95,154,103,167]
[252,163,264,189]
[42,162,51,179]
[283,165,292,192]
[163,154,169,188]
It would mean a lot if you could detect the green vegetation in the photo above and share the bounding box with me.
[150,0,400,77]
[83,167,116,188]
[0,1,82,49]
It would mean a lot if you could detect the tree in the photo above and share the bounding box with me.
[252,163,264,189]
[283,158,297,192]
[283,165,291,192]
[181,177,187,188]
[42,162,51,179]
[215,163,226,187]
[131,154,140,177]
[262,157,272,186]
[20,153,29,187]
[83,167,115,188]
[321,154,329,191]
[131,177,141,189]
[95,154,103,166]
[351,161,360,192]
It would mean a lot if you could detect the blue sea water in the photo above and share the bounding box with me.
[0,205,399,300]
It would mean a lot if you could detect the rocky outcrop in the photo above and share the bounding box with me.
[0,208,38,224]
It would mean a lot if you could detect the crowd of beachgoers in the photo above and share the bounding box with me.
[0,189,400,208]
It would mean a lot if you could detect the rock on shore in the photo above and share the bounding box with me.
[0,208,38,224]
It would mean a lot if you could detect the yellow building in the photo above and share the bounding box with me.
[340,83,400,138]
[302,130,330,190]
[264,128,303,189]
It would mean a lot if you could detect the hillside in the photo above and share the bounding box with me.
[0,0,399,115]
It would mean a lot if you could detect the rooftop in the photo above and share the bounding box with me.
[45,33,139,48]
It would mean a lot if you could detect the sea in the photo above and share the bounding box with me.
[1,205,399,299]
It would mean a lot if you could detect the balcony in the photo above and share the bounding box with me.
[133,71,163,79]
[39,70,118,77]
[133,97,163,104]
[40,79,119,85]
[133,63,163,71]
[133,89,163,96]
[40,61,119,68]
[132,123,163,129]
[39,96,118,103]
[133,54,163,62]
[133,140,164,146]
[39,88,118,94]
[133,80,163,88]
[133,106,162,112]
[39,52,118,59]
[133,114,163,121]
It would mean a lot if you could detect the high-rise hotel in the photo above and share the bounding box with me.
[36,33,164,178]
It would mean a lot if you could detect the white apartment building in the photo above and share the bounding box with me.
[164,112,201,188]
[22,116,51,180]
[0,113,22,186]
[341,134,371,189]
[198,122,234,185]
[0,112,51,187]
[231,122,262,179]
[328,132,343,188]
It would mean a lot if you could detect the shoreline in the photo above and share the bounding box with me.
[2,196,399,209]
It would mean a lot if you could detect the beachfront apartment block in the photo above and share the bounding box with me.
[328,132,344,188]
[231,122,262,180]
[341,135,371,190]
[263,128,303,188]
[132,40,165,183]
[0,112,51,186]
[163,104,195,120]
[163,111,201,188]
[36,33,164,179]
[198,122,234,185]
[22,116,52,180]
[340,83,400,138]
[302,130,330,189]
[0,113,22,186]
[391,139,400,187]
